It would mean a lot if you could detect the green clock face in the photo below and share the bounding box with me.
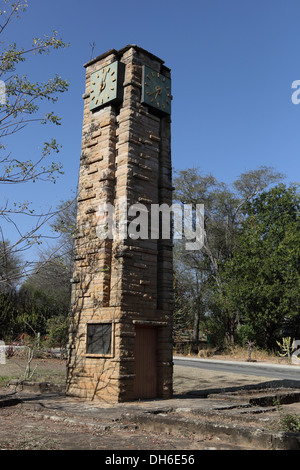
[141,65,172,115]
[90,61,123,111]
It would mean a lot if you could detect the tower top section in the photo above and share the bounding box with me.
[84,44,170,71]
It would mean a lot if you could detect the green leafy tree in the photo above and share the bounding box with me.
[0,0,69,286]
[17,274,69,338]
[0,238,22,340]
[49,197,77,277]
[0,290,16,339]
[173,272,193,333]
[0,239,21,290]
[46,314,69,353]
[173,166,284,345]
[222,184,300,349]
[0,196,77,341]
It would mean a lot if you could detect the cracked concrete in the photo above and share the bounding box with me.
[1,361,300,450]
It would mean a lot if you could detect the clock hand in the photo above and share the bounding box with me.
[148,86,162,97]
[100,80,106,92]
[99,68,108,93]
[155,86,162,99]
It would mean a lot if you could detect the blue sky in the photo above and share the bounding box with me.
[1,0,300,260]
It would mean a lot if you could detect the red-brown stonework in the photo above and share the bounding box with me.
[66,46,173,402]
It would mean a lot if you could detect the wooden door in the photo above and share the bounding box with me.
[133,326,158,399]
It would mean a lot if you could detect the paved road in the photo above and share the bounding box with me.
[174,356,300,382]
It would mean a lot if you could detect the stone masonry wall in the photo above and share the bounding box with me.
[66,46,173,402]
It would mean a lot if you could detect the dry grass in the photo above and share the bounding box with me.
[175,343,290,365]
[200,344,289,364]
[0,358,66,385]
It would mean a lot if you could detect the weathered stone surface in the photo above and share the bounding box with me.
[67,45,173,403]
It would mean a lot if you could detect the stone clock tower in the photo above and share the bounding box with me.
[66,45,173,402]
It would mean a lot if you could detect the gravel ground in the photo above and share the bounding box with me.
[0,357,299,451]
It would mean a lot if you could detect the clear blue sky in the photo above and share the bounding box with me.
[1,0,300,260]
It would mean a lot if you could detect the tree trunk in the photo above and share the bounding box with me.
[192,309,200,343]
[224,314,236,346]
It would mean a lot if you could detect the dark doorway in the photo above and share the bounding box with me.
[133,326,158,399]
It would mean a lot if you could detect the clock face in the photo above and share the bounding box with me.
[141,65,172,115]
[90,61,123,111]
